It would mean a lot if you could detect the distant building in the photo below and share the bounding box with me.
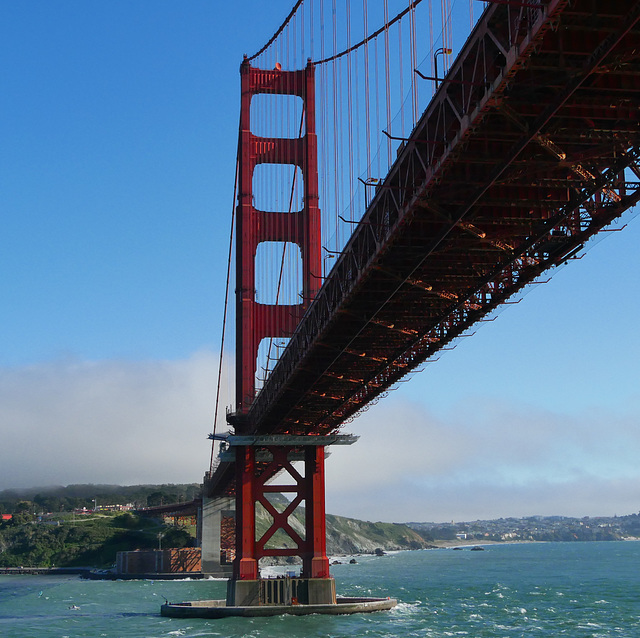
[116,548,201,575]
[95,504,134,512]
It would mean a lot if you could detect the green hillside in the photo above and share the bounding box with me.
[0,511,193,568]
[0,484,430,568]
[254,493,431,555]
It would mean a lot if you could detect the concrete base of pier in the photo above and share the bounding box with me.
[160,596,397,618]
[226,576,336,606]
[161,574,396,618]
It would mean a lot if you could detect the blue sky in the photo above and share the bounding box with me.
[1,1,639,522]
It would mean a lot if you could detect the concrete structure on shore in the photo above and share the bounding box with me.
[115,548,201,576]
[198,495,234,578]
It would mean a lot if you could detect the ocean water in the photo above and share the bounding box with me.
[0,541,638,637]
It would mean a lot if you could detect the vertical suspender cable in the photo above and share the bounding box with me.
[398,19,405,138]
[429,0,434,91]
[409,0,418,126]
[449,0,453,61]
[374,37,381,179]
[363,0,371,177]
[293,6,297,69]
[332,0,339,242]
[346,0,355,220]
[384,0,392,166]
[441,0,445,53]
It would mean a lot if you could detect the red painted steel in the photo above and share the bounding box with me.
[236,58,322,417]
[233,59,326,582]
[304,446,330,578]
[234,445,258,580]
[207,0,640,502]
[232,0,640,440]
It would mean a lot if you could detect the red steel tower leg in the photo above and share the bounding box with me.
[234,445,258,580]
[303,446,330,579]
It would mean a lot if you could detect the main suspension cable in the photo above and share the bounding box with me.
[209,127,240,472]
[313,0,424,66]
[247,0,305,62]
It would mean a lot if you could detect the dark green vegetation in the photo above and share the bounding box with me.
[325,513,429,553]
[0,485,431,568]
[0,483,200,515]
[0,484,200,568]
[0,512,194,568]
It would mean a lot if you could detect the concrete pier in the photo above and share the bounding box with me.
[161,573,396,618]
[199,495,234,577]
[226,576,336,607]
[161,595,397,618]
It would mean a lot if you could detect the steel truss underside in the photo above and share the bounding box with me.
[209,0,640,495]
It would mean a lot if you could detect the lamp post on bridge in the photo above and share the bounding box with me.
[323,253,335,278]
[434,47,452,89]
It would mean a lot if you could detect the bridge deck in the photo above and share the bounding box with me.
[210,0,640,495]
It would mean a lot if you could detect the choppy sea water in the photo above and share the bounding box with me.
[0,541,638,637]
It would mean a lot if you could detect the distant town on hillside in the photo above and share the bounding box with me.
[407,513,640,543]
[1,484,638,544]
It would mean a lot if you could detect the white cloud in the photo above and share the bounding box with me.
[2,354,638,524]
[325,394,640,522]
[0,351,232,489]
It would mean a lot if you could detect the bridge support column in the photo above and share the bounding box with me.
[234,444,259,581]
[224,434,356,607]
[303,445,330,580]
[199,494,234,578]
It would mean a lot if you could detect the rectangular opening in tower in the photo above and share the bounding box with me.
[250,94,305,139]
[252,163,305,213]
[254,241,302,305]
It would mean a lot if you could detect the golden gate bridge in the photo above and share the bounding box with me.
[163,0,640,615]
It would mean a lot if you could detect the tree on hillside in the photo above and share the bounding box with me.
[14,501,35,516]
[33,494,63,513]
[146,491,178,507]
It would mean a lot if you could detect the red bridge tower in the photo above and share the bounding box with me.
[227,58,342,607]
